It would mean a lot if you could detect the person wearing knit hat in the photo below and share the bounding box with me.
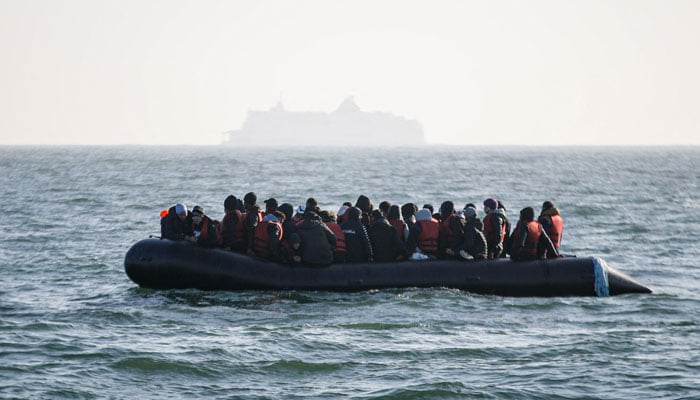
[482,198,507,259]
[161,202,195,242]
[538,201,564,250]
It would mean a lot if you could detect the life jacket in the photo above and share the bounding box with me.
[416,219,439,253]
[546,214,563,249]
[483,213,506,243]
[388,219,406,242]
[217,209,246,247]
[521,221,542,257]
[192,215,218,247]
[439,214,459,236]
[253,221,283,257]
[325,222,347,253]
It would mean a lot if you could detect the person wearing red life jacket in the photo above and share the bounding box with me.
[510,207,559,262]
[252,211,285,262]
[538,201,564,250]
[482,198,507,259]
[243,192,263,256]
[387,205,409,243]
[407,208,439,259]
[438,201,465,259]
[319,210,347,263]
[190,205,219,248]
[217,195,247,253]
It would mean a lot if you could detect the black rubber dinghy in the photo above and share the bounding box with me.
[124,239,652,297]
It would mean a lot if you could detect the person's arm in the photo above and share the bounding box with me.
[538,228,559,259]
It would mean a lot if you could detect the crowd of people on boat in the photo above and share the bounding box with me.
[159,193,564,266]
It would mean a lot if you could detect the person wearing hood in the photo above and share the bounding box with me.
[161,202,195,242]
[243,192,263,256]
[497,201,513,257]
[355,194,374,227]
[438,201,465,259]
[252,211,285,262]
[510,206,559,261]
[340,206,373,263]
[459,207,488,260]
[538,201,563,250]
[368,210,409,262]
[217,195,246,252]
[278,203,301,263]
[401,203,418,231]
[482,198,507,259]
[297,211,337,267]
[387,205,409,242]
[407,208,439,258]
[190,206,219,248]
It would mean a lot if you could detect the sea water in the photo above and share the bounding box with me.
[0,146,698,399]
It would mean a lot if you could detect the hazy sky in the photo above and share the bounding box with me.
[1,0,698,145]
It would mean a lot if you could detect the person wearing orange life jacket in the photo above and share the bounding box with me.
[243,192,263,256]
[161,203,196,242]
[319,210,347,263]
[510,207,559,262]
[252,211,285,262]
[217,195,247,252]
[387,205,409,243]
[438,201,466,259]
[482,198,507,259]
[407,208,439,259]
[538,201,564,250]
[190,205,219,248]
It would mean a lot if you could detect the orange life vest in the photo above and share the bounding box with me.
[546,215,563,249]
[253,221,283,257]
[483,213,506,243]
[416,219,439,253]
[325,222,347,253]
[521,221,542,257]
[388,219,406,242]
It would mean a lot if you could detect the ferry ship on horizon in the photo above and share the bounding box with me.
[223,97,425,146]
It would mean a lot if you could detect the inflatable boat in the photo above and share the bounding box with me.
[124,239,652,297]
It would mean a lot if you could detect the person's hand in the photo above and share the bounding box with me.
[445,248,455,256]
[293,256,301,263]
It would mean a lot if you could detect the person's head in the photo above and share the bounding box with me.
[294,205,306,220]
[243,192,257,207]
[483,198,498,213]
[388,205,401,220]
[342,201,353,207]
[347,206,362,221]
[191,205,204,223]
[464,203,476,210]
[264,198,278,214]
[463,206,477,220]
[175,203,188,221]
[378,201,391,216]
[401,203,417,219]
[416,209,432,221]
[305,197,319,212]
[497,201,507,212]
[355,195,373,213]
[279,203,294,221]
[224,195,237,212]
[318,210,331,223]
[423,204,434,214]
[520,207,536,222]
[542,201,555,211]
[440,201,455,218]
[371,209,384,221]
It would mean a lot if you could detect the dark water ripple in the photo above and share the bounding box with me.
[0,146,699,399]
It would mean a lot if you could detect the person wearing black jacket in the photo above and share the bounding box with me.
[459,207,487,260]
[161,203,195,242]
[297,211,336,267]
[341,207,373,263]
[278,203,301,263]
[367,210,409,262]
[438,201,465,259]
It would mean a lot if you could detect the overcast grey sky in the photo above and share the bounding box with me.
[1,0,698,145]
